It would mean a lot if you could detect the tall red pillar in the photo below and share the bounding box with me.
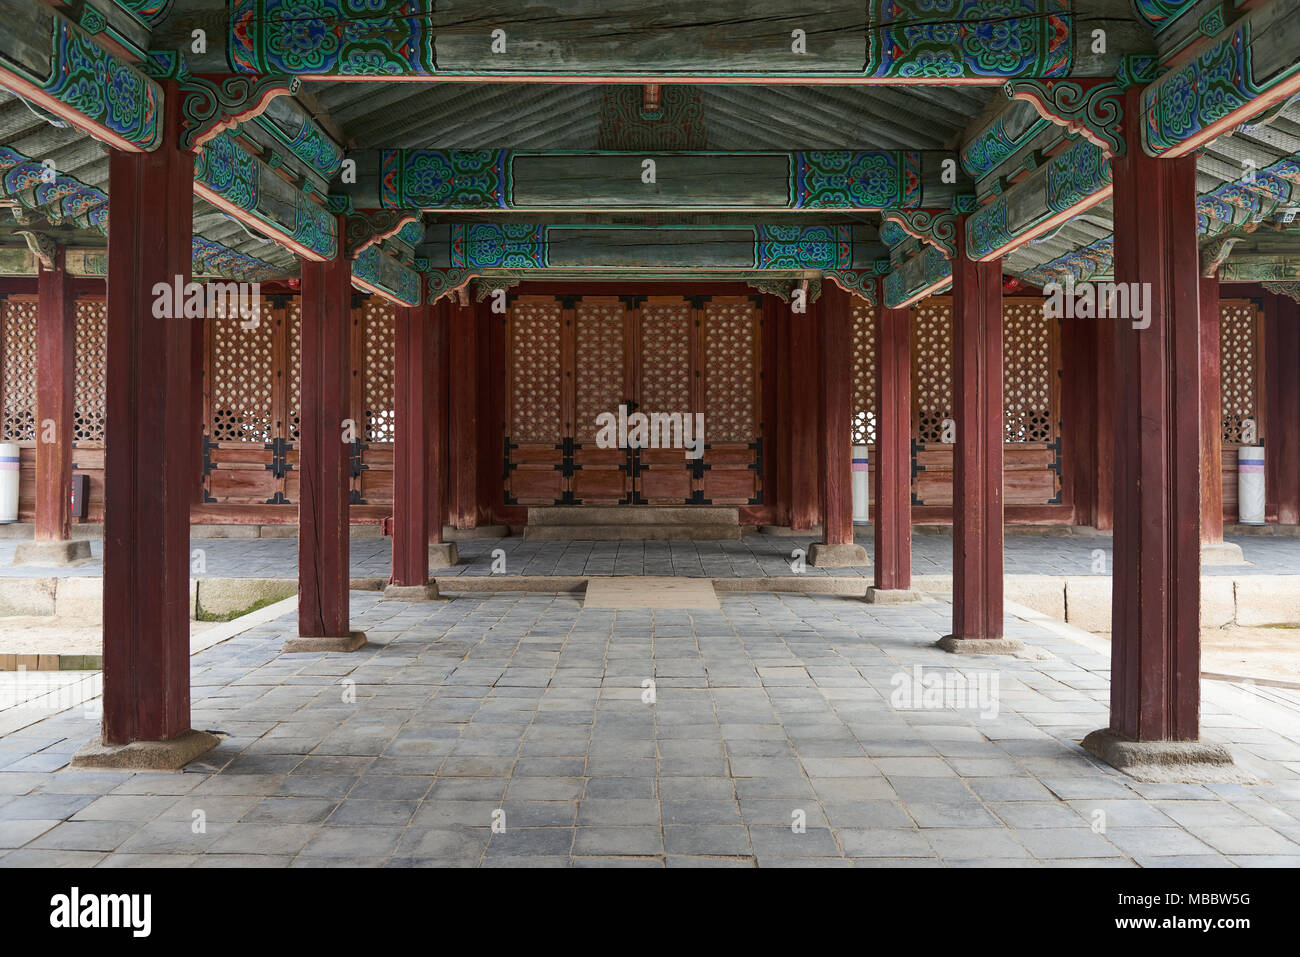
[788,295,821,531]
[388,296,440,597]
[810,283,866,565]
[941,229,1009,651]
[34,246,74,543]
[447,299,478,530]
[428,299,454,557]
[1199,275,1238,561]
[86,82,216,763]
[1091,88,1206,750]
[1273,294,1300,526]
[292,247,365,651]
[871,296,914,596]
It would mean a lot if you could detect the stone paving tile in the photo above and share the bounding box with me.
[1,592,1299,867]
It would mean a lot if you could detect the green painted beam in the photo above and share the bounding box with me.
[157,1,1146,81]
[341,149,965,211]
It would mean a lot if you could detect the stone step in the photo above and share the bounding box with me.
[527,506,739,527]
[523,524,742,542]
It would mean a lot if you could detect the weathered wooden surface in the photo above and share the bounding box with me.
[1109,87,1201,741]
[874,299,912,588]
[34,247,73,542]
[392,301,432,585]
[297,249,354,637]
[101,84,196,745]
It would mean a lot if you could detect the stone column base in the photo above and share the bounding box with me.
[70,729,220,771]
[935,635,1026,655]
[1082,729,1255,784]
[1200,541,1246,566]
[383,581,442,601]
[282,630,367,653]
[807,543,870,567]
[865,586,922,604]
[12,539,92,566]
[428,543,460,569]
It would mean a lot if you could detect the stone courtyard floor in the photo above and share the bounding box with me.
[2,591,1300,868]
[0,529,1295,579]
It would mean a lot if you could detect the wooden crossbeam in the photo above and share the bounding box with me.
[342,149,964,211]
[154,0,1146,82]
[1142,0,1300,158]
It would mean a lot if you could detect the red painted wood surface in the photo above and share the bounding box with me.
[874,296,912,589]
[1110,87,1202,742]
[391,300,430,585]
[1274,294,1300,525]
[102,82,196,745]
[788,297,821,530]
[1060,315,1097,526]
[1093,318,1116,530]
[1199,276,1224,544]
[820,283,854,546]
[35,247,73,541]
[298,246,353,637]
[429,299,447,542]
[950,225,1005,641]
[447,300,478,529]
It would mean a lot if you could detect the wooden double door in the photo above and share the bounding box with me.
[504,293,763,507]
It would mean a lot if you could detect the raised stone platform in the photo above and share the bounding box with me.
[524,506,742,541]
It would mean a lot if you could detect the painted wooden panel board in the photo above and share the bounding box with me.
[428,1,869,75]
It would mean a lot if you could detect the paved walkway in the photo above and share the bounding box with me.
[1,593,1299,867]
[1,530,1295,579]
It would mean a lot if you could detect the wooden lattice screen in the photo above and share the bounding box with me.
[0,298,37,442]
[1002,300,1055,443]
[73,300,107,445]
[911,298,954,444]
[361,300,396,444]
[1220,299,1264,445]
[850,300,877,445]
[202,294,396,506]
[703,298,758,443]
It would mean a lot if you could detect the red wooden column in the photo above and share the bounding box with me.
[388,297,437,596]
[940,227,1010,652]
[31,246,80,555]
[1273,294,1300,525]
[1084,89,1220,762]
[1198,276,1242,563]
[292,246,365,651]
[447,298,478,530]
[870,294,915,598]
[82,83,217,765]
[428,298,451,556]
[810,283,868,565]
[788,294,821,531]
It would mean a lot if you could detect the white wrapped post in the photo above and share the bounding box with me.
[0,442,18,523]
[852,444,870,524]
[1237,446,1265,525]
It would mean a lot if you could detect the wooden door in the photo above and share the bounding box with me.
[503,291,764,507]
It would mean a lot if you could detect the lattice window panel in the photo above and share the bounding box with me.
[0,299,37,442]
[703,300,757,443]
[362,301,396,444]
[574,301,624,443]
[912,299,953,444]
[1002,300,1053,443]
[209,311,275,442]
[1221,301,1261,445]
[851,301,878,445]
[287,301,302,442]
[73,300,107,444]
[640,302,692,413]
[509,300,564,443]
